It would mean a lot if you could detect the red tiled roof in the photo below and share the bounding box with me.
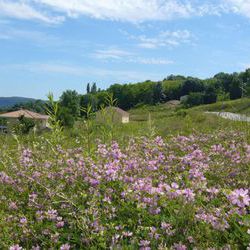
[104,106,129,117]
[0,109,49,120]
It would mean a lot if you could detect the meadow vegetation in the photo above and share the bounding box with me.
[192,98,250,115]
[0,97,250,249]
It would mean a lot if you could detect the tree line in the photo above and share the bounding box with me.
[4,68,250,128]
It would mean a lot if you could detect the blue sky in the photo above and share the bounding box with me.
[0,0,250,99]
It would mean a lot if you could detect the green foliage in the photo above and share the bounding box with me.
[183,92,204,107]
[80,104,95,153]
[0,118,7,126]
[176,109,187,117]
[217,92,230,102]
[91,82,97,94]
[180,78,204,96]
[152,82,165,104]
[86,83,90,94]
[45,93,63,140]
[9,100,46,114]
[60,90,80,117]
[229,75,242,100]
[203,86,217,104]
[80,94,98,114]
[13,115,35,134]
[49,68,250,132]
[165,74,186,81]
[58,107,75,128]
[47,68,246,120]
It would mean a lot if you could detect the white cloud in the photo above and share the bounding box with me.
[1,1,250,27]
[0,0,64,24]
[93,48,133,60]
[127,30,193,49]
[225,0,250,18]
[129,58,173,65]
[0,0,237,24]
[32,0,195,22]
[92,48,173,65]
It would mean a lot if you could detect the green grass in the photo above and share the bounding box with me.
[127,100,250,139]
[192,98,250,115]
[1,98,250,148]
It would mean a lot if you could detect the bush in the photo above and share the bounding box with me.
[183,92,204,108]
[14,115,35,134]
[176,109,187,117]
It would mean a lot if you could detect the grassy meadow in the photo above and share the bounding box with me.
[0,99,250,249]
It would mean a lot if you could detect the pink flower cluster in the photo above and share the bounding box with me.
[1,131,249,249]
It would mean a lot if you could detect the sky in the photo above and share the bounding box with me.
[0,0,250,99]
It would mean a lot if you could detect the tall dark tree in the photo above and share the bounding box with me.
[86,83,90,94]
[91,83,97,94]
[229,76,242,100]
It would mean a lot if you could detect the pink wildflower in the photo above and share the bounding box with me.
[9,245,22,250]
[60,243,71,250]
[228,189,250,208]
[9,202,18,210]
[173,243,187,250]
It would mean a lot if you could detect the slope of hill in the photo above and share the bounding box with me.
[0,97,36,108]
[192,98,250,115]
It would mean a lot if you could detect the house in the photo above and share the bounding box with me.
[96,107,130,124]
[0,109,49,129]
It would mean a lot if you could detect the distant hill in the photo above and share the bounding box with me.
[0,97,37,108]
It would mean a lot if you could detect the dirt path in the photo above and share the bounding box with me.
[205,111,250,122]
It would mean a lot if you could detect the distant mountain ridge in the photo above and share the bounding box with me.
[0,97,37,108]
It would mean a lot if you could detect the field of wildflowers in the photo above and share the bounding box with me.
[0,127,249,249]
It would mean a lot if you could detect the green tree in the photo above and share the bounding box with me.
[80,94,98,116]
[107,84,133,109]
[239,68,250,97]
[60,90,80,117]
[203,86,217,104]
[214,72,232,93]
[86,83,90,94]
[184,92,204,107]
[152,82,165,104]
[180,78,204,96]
[166,75,186,81]
[91,83,97,94]
[58,107,75,128]
[17,115,35,134]
[229,75,242,100]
